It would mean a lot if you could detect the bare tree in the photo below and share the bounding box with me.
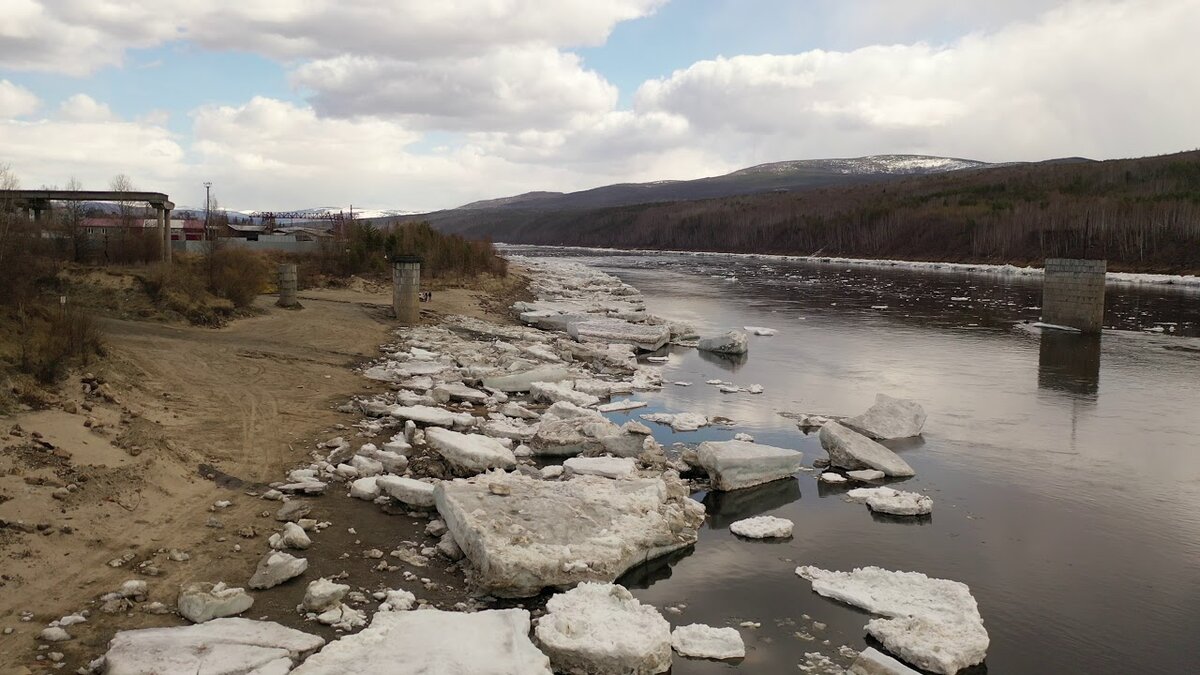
[0,163,21,271]
[62,176,88,262]
[109,173,135,227]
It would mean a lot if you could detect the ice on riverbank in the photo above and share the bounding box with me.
[176,582,253,623]
[434,471,704,597]
[98,618,323,674]
[425,427,517,475]
[535,583,672,674]
[291,608,551,674]
[795,566,988,675]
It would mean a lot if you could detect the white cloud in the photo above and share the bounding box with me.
[294,47,617,130]
[1,0,1197,212]
[0,79,40,117]
[58,94,115,122]
[0,1,665,74]
[0,114,184,191]
[634,0,1200,162]
[187,97,588,210]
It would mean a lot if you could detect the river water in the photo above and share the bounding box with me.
[508,246,1200,675]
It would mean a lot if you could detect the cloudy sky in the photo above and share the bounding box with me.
[0,0,1195,211]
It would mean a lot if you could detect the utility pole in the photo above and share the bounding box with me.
[203,181,212,241]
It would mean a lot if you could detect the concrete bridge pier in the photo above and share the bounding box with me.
[392,256,422,325]
[277,264,298,308]
[158,206,172,263]
[1041,258,1106,334]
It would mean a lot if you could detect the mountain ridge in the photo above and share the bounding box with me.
[445,154,1013,214]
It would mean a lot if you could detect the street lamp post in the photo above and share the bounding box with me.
[203,181,212,241]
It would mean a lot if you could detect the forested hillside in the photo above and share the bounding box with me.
[417,151,1200,274]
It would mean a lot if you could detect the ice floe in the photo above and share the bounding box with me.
[695,440,804,490]
[819,422,915,477]
[844,394,927,440]
[671,623,746,660]
[729,515,794,539]
[795,566,989,675]
[434,471,703,597]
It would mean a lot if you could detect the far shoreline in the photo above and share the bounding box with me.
[496,243,1200,291]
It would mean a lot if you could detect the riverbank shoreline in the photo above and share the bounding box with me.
[498,243,1200,289]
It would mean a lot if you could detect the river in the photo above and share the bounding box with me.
[507,246,1200,675]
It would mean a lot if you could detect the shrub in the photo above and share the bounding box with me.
[206,247,269,308]
[16,303,104,384]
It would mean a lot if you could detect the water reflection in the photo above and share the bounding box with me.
[617,545,695,590]
[1037,331,1101,399]
[700,479,802,528]
[868,511,934,526]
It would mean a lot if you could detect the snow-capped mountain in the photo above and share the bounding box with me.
[730,154,992,176]
[440,154,1000,214]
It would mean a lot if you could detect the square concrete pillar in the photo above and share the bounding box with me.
[392,256,422,324]
[1041,258,1106,334]
[162,208,172,263]
[277,263,299,308]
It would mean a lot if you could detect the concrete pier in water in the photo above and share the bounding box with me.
[1041,258,1106,333]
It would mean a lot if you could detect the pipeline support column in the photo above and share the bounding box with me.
[392,256,422,324]
[277,263,298,308]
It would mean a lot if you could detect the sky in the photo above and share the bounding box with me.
[0,0,1196,212]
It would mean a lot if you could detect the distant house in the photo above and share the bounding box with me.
[84,217,153,235]
[275,226,334,241]
[170,218,205,241]
[223,221,270,240]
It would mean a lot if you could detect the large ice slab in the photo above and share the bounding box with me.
[535,583,672,675]
[530,380,601,408]
[291,608,551,674]
[482,365,572,392]
[564,456,638,479]
[100,618,323,675]
[568,319,671,352]
[844,394,927,440]
[376,475,437,508]
[533,402,622,456]
[435,471,704,597]
[795,566,989,675]
[248,551,307,590]
[425,427,517,475]
[176,582,254,624]
[818,422,915,477]
[695,440,804,490]
[389,404,475,428]
[847,647,923,674]
[640,412,709,432]
[697,331,749,355]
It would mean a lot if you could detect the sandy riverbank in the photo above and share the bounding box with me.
[0,271,528,672]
